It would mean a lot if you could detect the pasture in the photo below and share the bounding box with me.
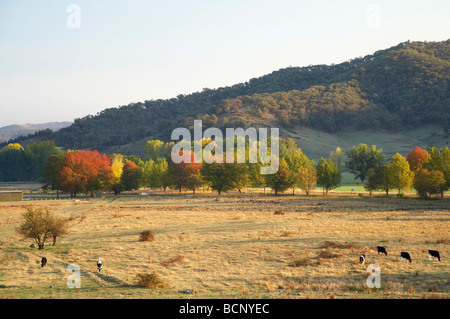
[0,191,448,299]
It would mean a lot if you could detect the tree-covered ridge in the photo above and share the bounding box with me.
[212,80,397,132]
[4,40,449,152]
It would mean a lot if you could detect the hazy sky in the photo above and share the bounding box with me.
[0,0,449,127]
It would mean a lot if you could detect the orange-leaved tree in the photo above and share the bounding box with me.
[59,150,113,197]
[407,146,430,171]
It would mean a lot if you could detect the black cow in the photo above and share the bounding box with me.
[377,246,387,255]
[428,250,441,261]
[400,252,412,263]
[97,259,103,272]
[41,257,47,268]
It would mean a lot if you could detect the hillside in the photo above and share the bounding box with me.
[5,40,449,156]
[0,122,72,143]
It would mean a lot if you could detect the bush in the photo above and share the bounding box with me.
[139,230,154,242]
[134,272,168,289]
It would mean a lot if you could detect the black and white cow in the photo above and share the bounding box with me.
[97,259,103,272]
[428,250,441,262]
[359,254,366,265]
[377,246,387,255]
[400,251,412,263]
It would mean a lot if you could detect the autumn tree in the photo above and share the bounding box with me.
[59,150,113,197]
[316,157,341,195]
[110,153,124,195]
[413,169,446,199]
[407,147,430,171]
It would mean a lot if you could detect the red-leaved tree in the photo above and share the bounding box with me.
[407,146,430,171]
[59,150,113,197]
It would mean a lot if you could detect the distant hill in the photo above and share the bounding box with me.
[5,40,449,157]
[0,122,72,143]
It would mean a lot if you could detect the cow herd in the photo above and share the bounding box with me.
[359,246,442,265]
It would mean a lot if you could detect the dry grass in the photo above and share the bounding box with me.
[0,191,448,299]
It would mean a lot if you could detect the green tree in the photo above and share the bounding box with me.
[345,144,385,182]
[297,165,317,195]
[201,161,240,195]
[144,140,165,161]
[25,141,61,181]
[120,161,144,191]
[42,152,68,197]
[264,159,292,196]
[330,146,343,171]
[424,147,450,198]
[316,158,341,195]
[283,147,313,194]
[386,153,414,194]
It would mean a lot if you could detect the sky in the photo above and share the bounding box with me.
[0,0,449,127]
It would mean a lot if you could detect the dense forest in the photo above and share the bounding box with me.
[3,40,449,153]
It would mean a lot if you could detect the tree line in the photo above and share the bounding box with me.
[2,138,447,199]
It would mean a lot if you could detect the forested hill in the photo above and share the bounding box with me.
[6,40,449,153]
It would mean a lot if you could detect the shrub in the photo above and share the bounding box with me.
[134,272,168,289]
[139,230,154,242]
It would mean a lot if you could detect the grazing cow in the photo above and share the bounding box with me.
[97,259,103,272]
[400,252,412,263]
[41,257,47,268]
[377,246,387,255]
[428,250,441,262]
[359,254,366,265]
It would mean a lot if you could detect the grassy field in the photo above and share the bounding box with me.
[0,190,448,299]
